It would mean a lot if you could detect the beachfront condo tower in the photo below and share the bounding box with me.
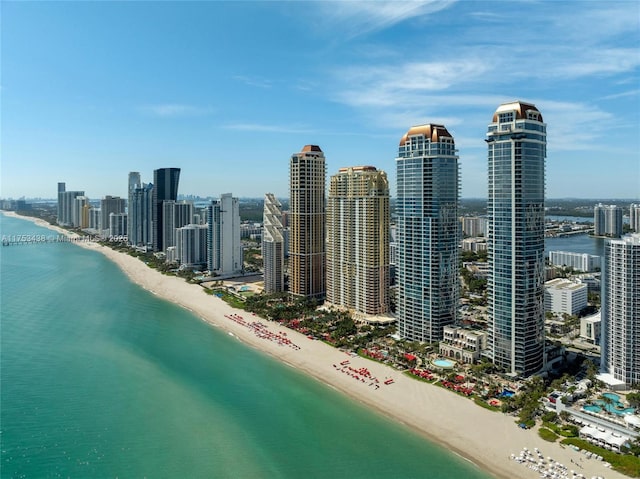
[127,172,141,242]
[289,145,326,300]
[263,193,285,293]
[162,200,194,251]
[395,125,460,342]
[100,196,126,238]
[326,166,390,316]
[129,182,154,248]
[57,182,66,225]
[207,193,242,276]
[600,233,640,387]
[152,167,181,251]
[486,101,546,377]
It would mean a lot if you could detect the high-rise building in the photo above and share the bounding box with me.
[594,204,623,238]
[152,168,181,251]
[262,193,285,294]
[162,200,194,251]
[486,101,546,377]
[601,233,640,386]
[109,213,128,238]
[73,196,89,228]
[207,193,242,276]
[630,204,640,233]
[289,145,326,300]
[326,166,390,316]
[129,182,154,247]
[100,196,126,237]
[395,124,460,342]
[59,190,85,226]
[127,172,141,242]
[175,224,208,268]
[57,182,66,224]
[460,216,488,238]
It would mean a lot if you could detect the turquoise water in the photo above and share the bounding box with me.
[0,214,492,479]
[432,359,455,368]
[594,394,635,416]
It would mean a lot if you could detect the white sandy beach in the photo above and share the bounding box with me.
[3,211,630,479]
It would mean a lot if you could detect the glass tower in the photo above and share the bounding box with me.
[396,124,460,342]
[486,101,546,376]
[152,168,181,251]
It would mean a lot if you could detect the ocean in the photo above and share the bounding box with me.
[0,214,491,479]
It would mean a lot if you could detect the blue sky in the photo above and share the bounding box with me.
[2,1,639,200]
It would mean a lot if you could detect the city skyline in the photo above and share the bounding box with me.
[3,1,639,200]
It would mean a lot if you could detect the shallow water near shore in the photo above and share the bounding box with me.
[0,214,491,479]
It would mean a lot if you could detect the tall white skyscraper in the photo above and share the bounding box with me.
[601,233,640,386]
[326,166,390,316]
[396,124,460,342]
[487,101,546,377]
[262,193,285,294]
[207,193,242,276]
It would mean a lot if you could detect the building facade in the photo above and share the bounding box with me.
[57,182,66,224]
[326,166,390,316]
[544,278,588,316]
[207,193,242,276]
[594,204,623,238]
[162,200,194,251]
[109,213,128,238]
[152,168,181,251]
[59,190,85,227]
[129,182,154,248]
[100,196,126,237]
[630,204,640,233]
[262,193,285,293]
[289,145,326,300]
[175,224,208,268]
[396,124,460,342]
[548,250,600,273]
[601,233,640,386]
[486,101,546,376]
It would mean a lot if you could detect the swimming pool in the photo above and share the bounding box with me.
[432,358,455,369]
[583,393,636,416]
[583,404,601,413]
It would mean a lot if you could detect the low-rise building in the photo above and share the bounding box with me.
[580,312,601,345]
[439,326,487,364]
[544,278,588,316]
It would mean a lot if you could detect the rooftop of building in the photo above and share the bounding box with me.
[492,100,543,122]
[399,124,453,146]
[301,145,322,153]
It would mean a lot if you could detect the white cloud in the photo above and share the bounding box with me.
[232,75,273,89]
[139,104,213,118]
[314,0,456,38]
[334,59,490,108]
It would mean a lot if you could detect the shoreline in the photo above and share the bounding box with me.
[2,211,629,479]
